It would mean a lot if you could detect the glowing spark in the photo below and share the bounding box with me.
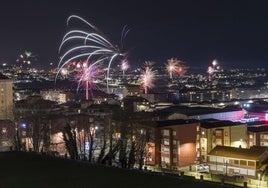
[60,68,68,78]
[212,59,217,67]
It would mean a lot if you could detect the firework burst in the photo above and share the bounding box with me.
[16,50,37,69]
[75,61,102,100]
[166,58,186,79]
[207,59,219,81]
[57,15,128,93]
[120,59,129,77]
[140,63,156,94]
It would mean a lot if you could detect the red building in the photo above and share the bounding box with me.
[154,119,200,169]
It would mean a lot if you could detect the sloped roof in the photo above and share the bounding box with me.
[248,125,268,133]
[208,146,267,160]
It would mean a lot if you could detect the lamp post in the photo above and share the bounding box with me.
[258,172,261,188]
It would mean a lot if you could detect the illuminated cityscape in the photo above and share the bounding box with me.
[1,1,268,188]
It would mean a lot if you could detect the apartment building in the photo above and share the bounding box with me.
[208,146,268,179]
[0,73,13,120]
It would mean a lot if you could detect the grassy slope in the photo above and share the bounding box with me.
[0,152,235,188]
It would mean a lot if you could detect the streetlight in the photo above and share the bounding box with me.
[225,161,229,176]
[258,172,261,188]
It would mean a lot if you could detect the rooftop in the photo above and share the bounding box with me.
[200,119,246,129]
[208,146,267,160]
[248,124,268,133]
[155,105,243,117]
[156,119,199,128]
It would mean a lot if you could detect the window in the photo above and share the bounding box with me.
[173,131,176,136]
[249,134,253,139]
[163,130,169,136]
[240,160,247,166]
[164,157,170,163]
[2,128,7,133]
[262,134,268,139]
[162,148,170,154]
[173,140,177,145]
[261,142,268,146]
[215,138,222,145]
[215,129,223,137]
[163,139,169,146]
[248,161,255,167]
[234,160,239,165]
[162,157,170,163]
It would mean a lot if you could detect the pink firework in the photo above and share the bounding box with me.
[207,59,219,81]
[60,68,68,79]
[75,63,101,100]
[207,66,215,81]
[166,58,186,79]
[140,66,156,94]
[120,59,129,77]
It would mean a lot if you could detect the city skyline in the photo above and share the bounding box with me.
[0,0,268,69]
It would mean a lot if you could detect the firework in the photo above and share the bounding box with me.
[207,59,219,81]
[60,68,68,78]
[120,59,129,77]
[57,15,126,94]
[16,50,37,68]
[140,64,156,94]
[166,58,186,79]
[212,59,217,68]
[75,61,102,100]
[207,66,214,81]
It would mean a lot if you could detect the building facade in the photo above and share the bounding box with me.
[0,74,13,120]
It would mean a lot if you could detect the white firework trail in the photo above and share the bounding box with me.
[57,15,127,93]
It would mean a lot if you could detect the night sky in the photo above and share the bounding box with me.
[0,0,268,69]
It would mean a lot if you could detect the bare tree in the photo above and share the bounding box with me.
[62,123,79,160]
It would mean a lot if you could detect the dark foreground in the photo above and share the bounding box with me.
[0,152,236,188]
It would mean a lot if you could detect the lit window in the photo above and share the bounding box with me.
[163,130,169,136]
[248,161,255,166]
[163,138,169,145]
[2,128,7,133]
[162,148,170,154]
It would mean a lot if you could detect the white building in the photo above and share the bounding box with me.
[40,89,67,104]
[208,146,268,179]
